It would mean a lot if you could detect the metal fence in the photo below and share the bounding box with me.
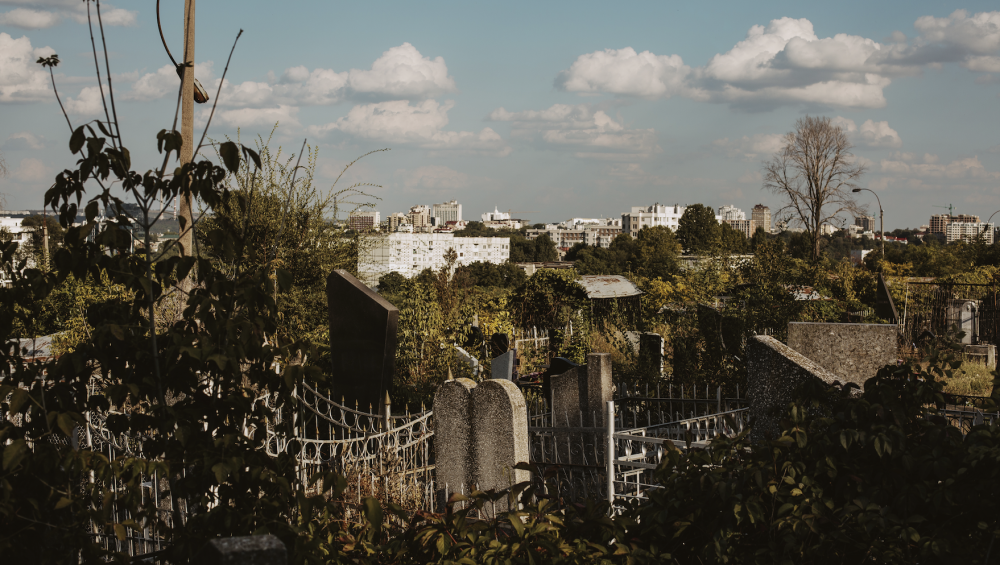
[899,281,1000,346]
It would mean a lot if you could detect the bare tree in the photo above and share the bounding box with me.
[763,115,866,263]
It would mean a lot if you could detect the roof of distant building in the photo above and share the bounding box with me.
[578,275,642,299]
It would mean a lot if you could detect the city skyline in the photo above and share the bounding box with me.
[1,1,999,231]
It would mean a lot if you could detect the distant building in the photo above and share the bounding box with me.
[348,210,380,232]
[621,204,685,238]
[819,224,838,236]
[525,220,622,254]
[855,215,877,233]
[407,205,432,232]
[384,212,408,233]
[850,249,872,265]
[360,233,510,283]
[930,213,980,235]
[481,206,510,222]
[431,200,462,223]
[722,219,757,238]
[718,205,745,221]
[751,204,771,234]
[946,222,994,244]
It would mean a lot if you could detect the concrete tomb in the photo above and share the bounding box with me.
[549,353,612,427]
[747,335,844,443]
[326,269,399,411]
[787,322,897,388]
[433,377,529,513]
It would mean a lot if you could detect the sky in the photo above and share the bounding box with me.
[1,1,999,231]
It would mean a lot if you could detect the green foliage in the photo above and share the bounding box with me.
[677,203,720,255]
[512,268,588,329]
[626,351,1000,563]
[453,260,527,290]
[569,227,680,279]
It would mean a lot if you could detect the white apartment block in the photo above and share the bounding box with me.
[360,233,510,284]
[621,204,685,237]
[946,222,995,244]
[431,200,462,223]
[525,222,622,250]
[718,205,745,221]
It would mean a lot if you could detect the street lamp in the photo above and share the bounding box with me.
[984,210,1000,244]
[853,188,883,257]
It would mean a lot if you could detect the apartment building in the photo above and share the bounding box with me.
[946,222,994,244]
[723,219,757,238]
[360,233,510,284]
[855,215,877,233]
[751,204,771,233]
[718,205,745,221]
[621,204,685,237]
[930,214,980,235]
[348,210,380,232]
[431,200,462,223]
[407,205,432,232]
[525,222,622,250]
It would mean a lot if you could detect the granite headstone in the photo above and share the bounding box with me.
[326,269,399,410]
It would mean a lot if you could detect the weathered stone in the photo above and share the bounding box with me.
[454,345,480,375]
[787,322,897,388]
[965,344,997,369]
[549,353,612,427]
[747,335,843,443]
[492,350,515,380]
[326,269,399,410]
[876,273,899,323]
[638,333,664,378]
[194,535,286,565]
[434,378,476,504]
[471,379,530,512]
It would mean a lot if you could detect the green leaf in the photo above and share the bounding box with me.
[54,497,73,510]
[69,126,85,154]
[219,141,241,173]
[113,523,126,541]
[275,268,293,291]
[3,439,27,470]
[363,497,383,534]
[9,388,30,414]
[243,145,262,169]
[56,412,77,439]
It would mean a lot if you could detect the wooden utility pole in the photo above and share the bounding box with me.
[178,0,195,258]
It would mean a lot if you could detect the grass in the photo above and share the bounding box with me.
[941,360,997,397]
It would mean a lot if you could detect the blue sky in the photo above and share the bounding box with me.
[1,0,999,230]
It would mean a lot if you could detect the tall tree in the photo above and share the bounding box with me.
[677,203,720,255]
[763,115,865,263]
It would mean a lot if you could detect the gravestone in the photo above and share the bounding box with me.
[490,333,509,358]
[638,333,664,378]
[454,345,480,376]
[433,377,476,507]
[549,353,612,427]
[492,350,516,380]
[787,322,897,388]
[747,335,845,443]
[326,269,399,410]
[876,273,899,323]
[433,378,529,514]
[194,535,286,565]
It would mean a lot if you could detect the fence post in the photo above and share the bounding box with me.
[606,400,614,510]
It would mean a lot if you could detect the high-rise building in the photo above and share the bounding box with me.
[722,219,757,238]
[751,204,771,234]
[431,200,462,223]
[360,233,510,284]
[407,205,432,232]
[946,222,994,244]
[855,215,876,232]
[930,213,980,235]
[718,205,745,221]
[621,204,685,238]
[348,210,380,232]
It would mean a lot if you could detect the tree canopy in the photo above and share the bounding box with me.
[677,203,720,254]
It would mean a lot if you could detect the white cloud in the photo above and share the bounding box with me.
[204,104,300,128]
[0,8,61,29]
[0,33,54,102]
[879,153,999,179]
[831,116,903,148]
[316,99,509,155]
[556,11,1000,110]
[64,85,105,115]
[3,131,44,150]
[489,103,657,155]
[555,47,692,99]
[0,1,136,27]
[711,133,785,159]
[347,42,455,99]
[11,157,48,182]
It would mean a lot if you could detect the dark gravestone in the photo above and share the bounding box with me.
[492,350,516,380]
[327,269,399,410]
[490,333,509,358]
[876,273,898,324]
[194,535,286,565]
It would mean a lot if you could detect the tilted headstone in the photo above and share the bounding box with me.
[194,535,286,565]
[876,273,898,323]
[433,378,529,514]
[787,322,897,388]
[747,335,845,443]
[549,353,612,427]
[454,345,480,376]
[492,349,516,381]
[326,269,399,410]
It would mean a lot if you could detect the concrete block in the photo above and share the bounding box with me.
[787,322,897,388]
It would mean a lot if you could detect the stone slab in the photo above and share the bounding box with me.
[747,335,844,443]
[326,269,399,411]
[194,535,286,565]
[471,379,530,513]
[433,378,476,505]
[787,322,897,388]
[492,350,515,380]
[549,353,611,427]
